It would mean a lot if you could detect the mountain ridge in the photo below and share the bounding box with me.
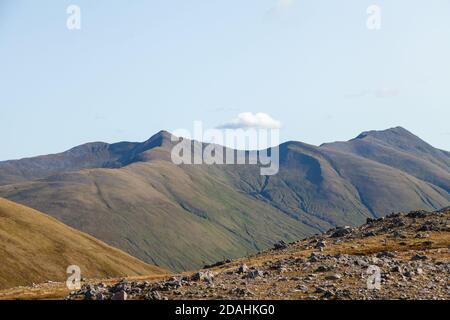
[1,127,448,185]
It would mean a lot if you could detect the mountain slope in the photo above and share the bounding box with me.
[65,207,450,301]
[0,128,448,272]
[322,127,450,192]
[0,198,167,290]
[222,139,449,224]
[0,161,316,272]
[4,207,448,300]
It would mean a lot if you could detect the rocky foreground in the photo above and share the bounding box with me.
[67,208,450,300]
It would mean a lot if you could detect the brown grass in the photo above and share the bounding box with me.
[0,198,168,291]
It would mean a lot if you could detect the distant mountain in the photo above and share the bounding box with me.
[0,131,173,186]
[0,127,448,272]
[219,128,449,229]
[0,198,167,290]
[322,127,450,193]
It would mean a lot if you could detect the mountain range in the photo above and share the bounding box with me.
[0,127,448,272]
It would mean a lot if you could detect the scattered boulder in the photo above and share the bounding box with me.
[146,290,163,300]
[238,264,249,274]
[354,258,369,267]
[111,290,127,301]
[296,284,309,292]
[391,231,406,238]
[230,288,254,296]
[191,271,215,283]
[325,274,342,281]
[377,251,396,258]
[390,217,406,227]
[315,240,327,249]
[363,231,377,237]
[315,265,333,273]
[391,265,402,273]
[321,290,335,299]
[95,292,106,301]
[330,226,352,238]
[165,277,183,288]
[309,252,322,262]
[246,270,264,279]
[84,289,95,300]
[273,240,288,250]
[411,254,428,261]
[407,211,428,219]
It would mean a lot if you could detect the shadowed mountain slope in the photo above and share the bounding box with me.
[222,138,449,226]
[0,198,167,290]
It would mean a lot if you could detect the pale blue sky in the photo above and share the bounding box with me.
[1,0,450,160]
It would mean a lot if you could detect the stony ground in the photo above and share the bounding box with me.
[65,208,450,300]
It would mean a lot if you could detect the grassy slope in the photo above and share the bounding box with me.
[222,141,449,224]
[0,198,167,290]
[0,159,316,272]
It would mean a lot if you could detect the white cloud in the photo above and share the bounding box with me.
[217,112,282,130]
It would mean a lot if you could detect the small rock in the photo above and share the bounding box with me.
[376,251,396,258]
[84,290,95,300]
[296,284,308,291]
[407,211,428,218]
[403,271,415,278]
[230,288,254,296]
[315,287,326,293]
[238,264,249,274]
[273,240,288,250]
[315,240,327,249]
[391,231,406,238]
[363,231,377,237]
[411,254,428,261]
[111,290,127,301]
[246,270,264,279]
[321,290,335,299]
[330,226,352,238]
[391,265,402,273]
[191,271,215,283]
[325,274,342,281]
[315,265,332,273]
[146,290,162,300]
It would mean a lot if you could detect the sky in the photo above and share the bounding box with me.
[1,0,450,160]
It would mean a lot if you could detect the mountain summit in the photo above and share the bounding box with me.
[322,127,450,192]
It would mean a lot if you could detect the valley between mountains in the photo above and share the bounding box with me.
[0,126,449,287]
